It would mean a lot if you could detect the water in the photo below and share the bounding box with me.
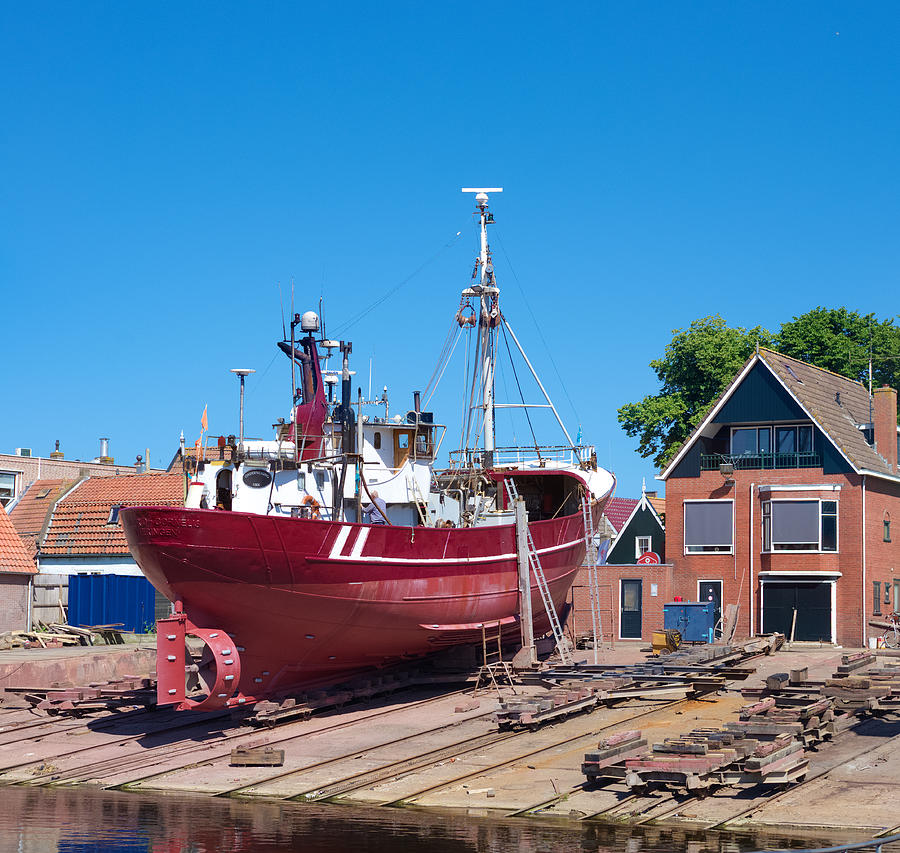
[0,787,889,853]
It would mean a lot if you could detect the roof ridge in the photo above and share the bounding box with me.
[758,347,868,390]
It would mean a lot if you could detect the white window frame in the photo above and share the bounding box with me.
[761,498,838,553]
[635,536,652,560]
[0,470,19,507]
[683,499,734,555]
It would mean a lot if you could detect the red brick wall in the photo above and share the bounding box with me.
[0,574,30,632]
[666,467,900,647]
[568,563,674,642]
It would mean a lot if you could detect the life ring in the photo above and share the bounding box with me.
[301,495,321,519]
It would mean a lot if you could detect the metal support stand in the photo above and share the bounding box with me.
[515,497,537,667]
[582,494,602,664]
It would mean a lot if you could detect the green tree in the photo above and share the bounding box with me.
[617,316,772,469]
[775,307,900,391]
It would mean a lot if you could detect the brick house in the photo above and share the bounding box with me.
[570,489,670,643]
[0,504,36,632]
[659,347,900,647]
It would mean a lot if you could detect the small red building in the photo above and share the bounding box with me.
[660,348,900,647]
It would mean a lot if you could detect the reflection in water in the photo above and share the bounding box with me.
[0,786,887,853]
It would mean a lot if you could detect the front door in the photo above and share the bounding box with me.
[762,581,832,642]
[620,579,643,639]
[699,580,723,635]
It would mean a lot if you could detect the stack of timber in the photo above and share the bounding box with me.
[0,624,96,650]
[1,676,155,715]
[732,688,835,746]
[581,730,647,784]
[496,635,782,731]
[583,725,808,793]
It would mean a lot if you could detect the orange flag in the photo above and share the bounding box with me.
[200,405,208,432]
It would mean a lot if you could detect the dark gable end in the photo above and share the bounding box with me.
[713,362,805,424]
[607,502,665,564]
[663,349,891,482]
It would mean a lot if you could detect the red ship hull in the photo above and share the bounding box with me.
[121,499,606,710]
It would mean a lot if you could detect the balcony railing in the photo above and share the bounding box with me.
[700,451,821,471]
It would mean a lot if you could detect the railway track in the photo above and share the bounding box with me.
[498,711,900,831]
[9,686,474,789]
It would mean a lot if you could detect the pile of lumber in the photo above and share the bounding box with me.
[0,624,96,650]
[740,653,900,726]
[582,725,808,792]
[496,635,783,731]
[1,676,155,715]
[734,685,835,746]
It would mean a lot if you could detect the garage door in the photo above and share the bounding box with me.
[762,581,832,642]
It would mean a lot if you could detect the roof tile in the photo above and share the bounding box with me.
[41,472,184,556]
[0,504,36,574]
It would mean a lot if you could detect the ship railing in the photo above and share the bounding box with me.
[448,444,593,469]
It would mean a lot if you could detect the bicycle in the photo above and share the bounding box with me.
[881,611,900,649]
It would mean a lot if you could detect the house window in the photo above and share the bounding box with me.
[884,516,891,542]
[684,500,733,554]
[731,427,772,456]
[874,581,882,616]
[762,499,838,552]
[0,472,17,507]
[107,505,122,525]
[635,536,652,559]
[775,425,813,454]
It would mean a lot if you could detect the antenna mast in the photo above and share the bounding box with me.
[461,187,503,458]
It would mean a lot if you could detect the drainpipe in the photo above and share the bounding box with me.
[749,482,755,638]
[861,474,867,648]
[27,576,34,632]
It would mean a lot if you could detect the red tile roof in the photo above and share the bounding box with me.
[602,497,639,533]
[8,478,80,538]
[41,473,184,556]
[0,504,36,574]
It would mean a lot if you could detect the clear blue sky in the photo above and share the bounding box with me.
[3,3,899,496]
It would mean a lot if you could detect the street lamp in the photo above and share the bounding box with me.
[230,368,256,453]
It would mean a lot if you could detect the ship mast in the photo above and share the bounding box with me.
[462,187,502,460]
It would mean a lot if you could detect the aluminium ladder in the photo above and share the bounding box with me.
[581,493,603,665]
[503,478,572,665]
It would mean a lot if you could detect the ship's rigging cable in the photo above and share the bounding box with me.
[423,326,463,409]
[492,228,581,424]
[331,228,465,336]
[500,320,540,456]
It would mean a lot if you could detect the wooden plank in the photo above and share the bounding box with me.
[765,672,790,691]
[230,747,285,767]
[789,667,808,685]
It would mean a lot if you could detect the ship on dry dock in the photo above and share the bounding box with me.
[121,189,615,711]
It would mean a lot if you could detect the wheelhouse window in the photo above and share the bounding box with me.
[684,500,733,554]
[762,499,838,552]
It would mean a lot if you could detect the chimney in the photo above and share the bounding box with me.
[98,437,113,464]
[49,439,64,460]
[873,386,898,473]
